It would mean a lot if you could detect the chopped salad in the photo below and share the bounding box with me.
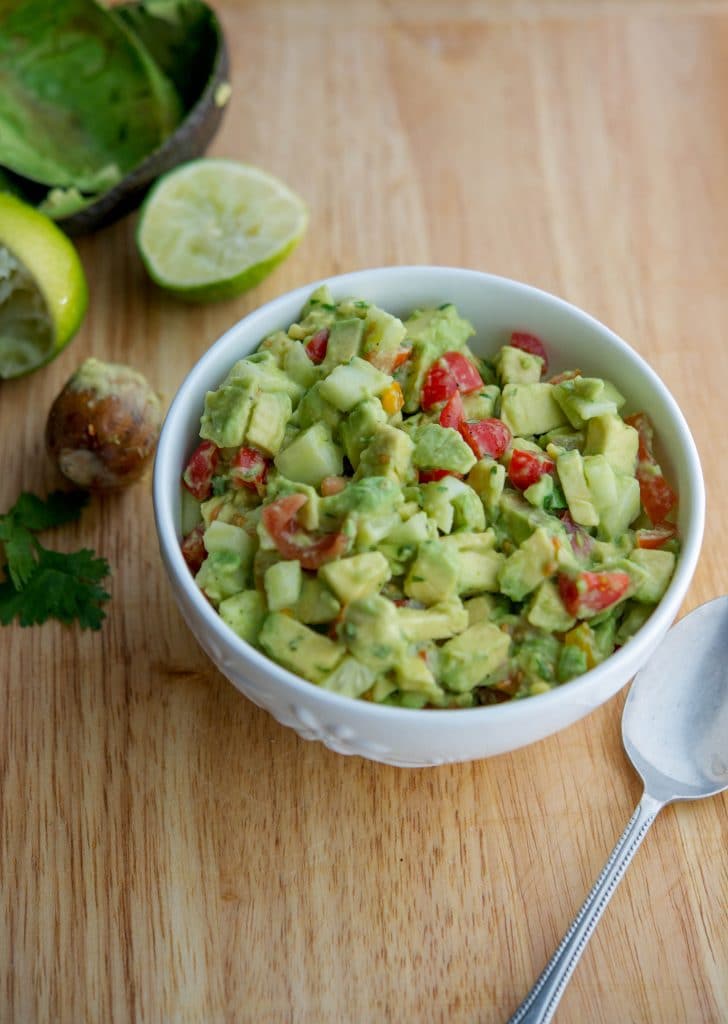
[179,288,679,708]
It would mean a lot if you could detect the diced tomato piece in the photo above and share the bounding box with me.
[182,440,219,500]
[635,523,677,549]
[418,468,463,483]
[440,351,483,392]
[624,412,677,524]
[421,361,457,409]
[638,466,677,524]
[460,418,512,459]
[304,328,329,364]
[320,475,347,496]
[261,494,348,570]
[439,390,464,430]
[507,448,555,490]
[181,523,206,574]
[510,331,548,375]
[558,570,631,618]
[230,446,269,491]
[421,351,483,409]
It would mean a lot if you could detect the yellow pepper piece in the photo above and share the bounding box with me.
[381,380,404,415]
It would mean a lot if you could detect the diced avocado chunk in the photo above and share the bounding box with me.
[597,473,641,541]
[585,413,638,476]
[319,551,391,603]
[438,621,511,692]
[275,422,343,487]
[225,350,303,402]
[498,526,558,602]
[419,476,484,534]
[583,454,618,511]
[353,512,403,552]
[318,356,391,411]
[259,612,346,683]
[340,397,387,467]
[392,652,445,703]
[320,655,376,699]
[496,489,557,545]
[500,382,567,436]
[293,576,341,625]
[404,538,460,605]
[413,423,476,475]
[557,643,588,683]
[203,520,255,567]
[523,472,557,510]
[552,376,625,428]
[615,601,654,644]
[338,595,406,671]
[378,511,434,572]
[195,550,248,604]
[461,385,500,421]
[556,449,599,527]
[218,589,266,644]
[181,487,203,535]
[527,579,576,632]
[284,340,319,390]
[396,598,469,641]
[495,345,543,384]
[356,424,415,484]
[361,305,406,365]
[463,594,499,626]
[295,380,343,433]
[264,559,303,611]
[298,283,335,319]
[468,459,506,515]
[245,390,292,456]
[320,317,365,372]
[627,548,676,603]
[440,530,505,596]
[200,382,255,448]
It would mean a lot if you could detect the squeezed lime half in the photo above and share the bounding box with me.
[136,159,308,302]
[0,193,88,379]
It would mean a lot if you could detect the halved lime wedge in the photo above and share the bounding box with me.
[0,193,88,380]
[136,159,308,302]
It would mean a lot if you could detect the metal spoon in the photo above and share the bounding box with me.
[508,595,728,1024]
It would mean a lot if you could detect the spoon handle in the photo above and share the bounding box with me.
[507,791,664,1024]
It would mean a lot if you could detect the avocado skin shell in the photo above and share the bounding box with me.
[57,3,230,237]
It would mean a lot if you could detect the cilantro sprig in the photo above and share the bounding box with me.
[0,491,111,630]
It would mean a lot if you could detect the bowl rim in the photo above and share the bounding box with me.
[153,264,706,722]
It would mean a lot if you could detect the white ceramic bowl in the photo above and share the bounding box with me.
[153,266,705,767]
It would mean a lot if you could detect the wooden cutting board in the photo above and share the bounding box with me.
[1,2,726,1021]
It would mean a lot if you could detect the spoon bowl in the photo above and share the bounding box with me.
[623,595,728,801]
[509,595,728,1024]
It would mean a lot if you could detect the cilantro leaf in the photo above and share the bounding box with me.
[6,490,89,532]
[0,519,36,588]
[0,489,89,589]
[0,489,110,630]
[0,547,111,630]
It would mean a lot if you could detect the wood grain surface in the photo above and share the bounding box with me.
[1,1,727,1021]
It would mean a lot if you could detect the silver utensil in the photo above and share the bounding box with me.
[508,595,728,1024]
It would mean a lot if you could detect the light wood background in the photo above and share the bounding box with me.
[1,2,727,1021]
